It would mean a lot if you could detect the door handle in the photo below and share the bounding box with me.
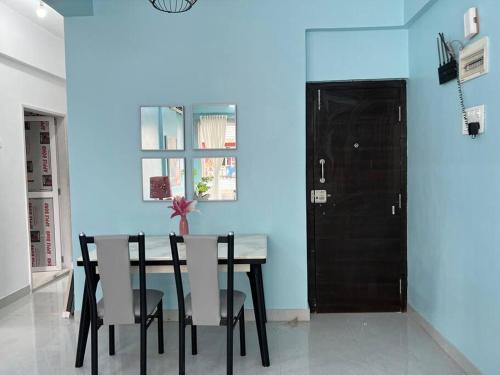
[319,159,326,184]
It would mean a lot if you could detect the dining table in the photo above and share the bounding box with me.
[74,234,270,368]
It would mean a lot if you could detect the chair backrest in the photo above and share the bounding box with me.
[169,232,234,326]
[80,233,147,325]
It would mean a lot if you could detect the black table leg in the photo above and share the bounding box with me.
[253,265,270,366]
[257,267,267,323]
[247,265,270,367]
[75,279,90,367]
[75,266,98,368]
[248,268,268,322]
[247,271,263,356]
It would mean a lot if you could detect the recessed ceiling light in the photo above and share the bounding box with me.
[36,1,47,18]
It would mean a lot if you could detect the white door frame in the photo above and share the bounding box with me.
[25,116,63,272]
[21,104,72,290]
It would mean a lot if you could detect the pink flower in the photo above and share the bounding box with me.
[169,196,198,218]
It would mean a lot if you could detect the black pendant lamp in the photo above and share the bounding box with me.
[149,0,198,13]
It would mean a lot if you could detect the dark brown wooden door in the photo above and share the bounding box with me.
[307,81,407,313]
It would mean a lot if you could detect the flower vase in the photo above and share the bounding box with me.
[179,215,189,235]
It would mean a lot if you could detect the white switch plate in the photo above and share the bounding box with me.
[462,105,485,135]
[464,7,479,39]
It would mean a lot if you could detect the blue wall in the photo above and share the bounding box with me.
[306,28,409,81]
[407,1,500,374]
[63,0,499,371]
[404,0,435,24]
[65,0,404,312]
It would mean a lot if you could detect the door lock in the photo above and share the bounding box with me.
[311,190,330,203]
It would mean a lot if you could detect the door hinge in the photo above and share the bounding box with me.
[398,193,402,209]
[398,105,402,122]
[318,89,321,111]
[58,188,61,195]
[399,278,402,296]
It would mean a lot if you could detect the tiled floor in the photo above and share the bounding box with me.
[31,269,71,290]
[0,278,466,375]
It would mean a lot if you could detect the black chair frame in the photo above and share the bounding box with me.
[169,233,246,375]
[79,233,164,375]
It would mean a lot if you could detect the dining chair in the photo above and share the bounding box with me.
[169,232,246,375]
[79,232,164,375]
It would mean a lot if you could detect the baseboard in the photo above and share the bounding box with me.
[32,268,71,291]
[74,308,310,323]
[0,285,30,309]
[265,309,310,322]
[408,305,483,375]
[163,309,310,322]
[74,309,311,322]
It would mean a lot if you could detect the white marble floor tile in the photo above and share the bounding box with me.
[0,278,466,375]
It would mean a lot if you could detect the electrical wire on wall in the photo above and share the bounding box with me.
[437,34,480,138]
[446,40,470,132]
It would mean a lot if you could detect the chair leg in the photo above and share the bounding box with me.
[109,325,115,356]
[227,318,233,375]
[239,309,246,357]
[157,302,164,354]
[91,319,98,375]
[140,321,147,375]
[179,320,186,375]
[191,325,198,355]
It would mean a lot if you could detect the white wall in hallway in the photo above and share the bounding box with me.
[0,1,66,300]
[0,1,65,78]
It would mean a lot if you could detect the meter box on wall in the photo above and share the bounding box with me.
[460,37,489,82]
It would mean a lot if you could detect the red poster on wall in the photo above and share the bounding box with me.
[25,121,52,192]
[29,198,55,268]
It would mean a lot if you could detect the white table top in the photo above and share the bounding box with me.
[78,234,267,264]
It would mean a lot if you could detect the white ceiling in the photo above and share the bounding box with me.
[0,0,64,38]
